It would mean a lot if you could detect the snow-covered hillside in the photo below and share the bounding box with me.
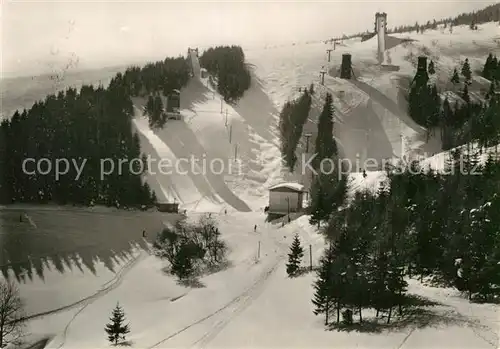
[20,212,499,349]
[132,22,499,213]
[3,21,500,349]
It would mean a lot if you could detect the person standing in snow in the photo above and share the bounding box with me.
[254,224,257,232]
[142,230,147,238]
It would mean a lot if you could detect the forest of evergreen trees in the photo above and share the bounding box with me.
[306,66,500,328]
[278,85,313,171]
[199,45,251,103]
[0,57,192,207]
[311,148,500,326]
[407,53,499,151]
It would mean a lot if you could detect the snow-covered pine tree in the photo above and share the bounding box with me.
[462,58,472,84]
[105,303,130,346]
[428,60,436,75]
[312,245,335,325]
[286,233,305,277]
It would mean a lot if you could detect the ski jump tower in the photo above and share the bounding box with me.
[375,12,387,64]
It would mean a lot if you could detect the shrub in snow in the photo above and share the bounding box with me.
[154,214,228,281]
[341,309,353,325]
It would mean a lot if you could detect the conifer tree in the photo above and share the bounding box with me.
[146,95,155,117]
[286,233,305,277]
[493,56,499,81]
[451,68,460,84]
[428,60,436,75]
[105,303,130,346]
[483,53,494,80]
[313,92,336,171]
[462,84,470,104]
[462,58,472,84]
[309,175,331,228]
[312,247,335,326]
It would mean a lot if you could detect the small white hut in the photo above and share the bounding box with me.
[268,182,305,215]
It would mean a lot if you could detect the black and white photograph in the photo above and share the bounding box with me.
[1,1,499,348]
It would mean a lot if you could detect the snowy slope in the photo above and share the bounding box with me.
[5,21,500,349]
[21,212,499,349]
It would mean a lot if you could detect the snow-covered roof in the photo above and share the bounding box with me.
[268,182,305,192]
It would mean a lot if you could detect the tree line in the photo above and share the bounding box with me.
[305,91,500,326]
[199,45,251,103]
[121,57,191,129]
[119,57,191,98]
[298,59,500,328]
[278,85,313,171]
[310,147,500,326]
[0,56,192,207]
[407,53,499,151]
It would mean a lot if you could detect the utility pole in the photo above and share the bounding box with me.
[304,133,312,153]
[258,241,261,259]
[234,144,238,160]
[326,49,333,62]
[309,244,312,271]
[225,109,228,127]
[229,124,232,143]
[220,98,223,113]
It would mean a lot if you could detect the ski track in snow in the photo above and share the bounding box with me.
[147,230,287,349]
[45,251,148,349]
[146,259,282,349]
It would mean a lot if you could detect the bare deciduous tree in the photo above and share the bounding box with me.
[0,279,24,348]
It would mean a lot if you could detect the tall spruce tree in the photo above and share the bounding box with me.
[312,251,332,325]
[462,58,472,84]
[286,233,305,277]
[313,92,336,172]
[483,53,494,81]
[309,175,331,228]
[105,303,130,345]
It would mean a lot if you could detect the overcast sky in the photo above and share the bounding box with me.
[1,1,498,77]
